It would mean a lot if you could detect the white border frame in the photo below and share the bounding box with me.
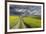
[7,2,43,32]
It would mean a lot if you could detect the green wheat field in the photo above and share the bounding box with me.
[9,15,41,29]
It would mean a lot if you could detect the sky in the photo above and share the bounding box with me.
[10,5,41,16]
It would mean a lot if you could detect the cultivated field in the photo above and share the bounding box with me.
[9,16,41,29]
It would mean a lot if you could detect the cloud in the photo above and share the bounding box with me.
[10,5,41,16]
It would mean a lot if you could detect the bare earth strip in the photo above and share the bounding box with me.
[12,18,27,29]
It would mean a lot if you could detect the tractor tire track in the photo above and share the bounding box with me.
[12,17,32,29]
